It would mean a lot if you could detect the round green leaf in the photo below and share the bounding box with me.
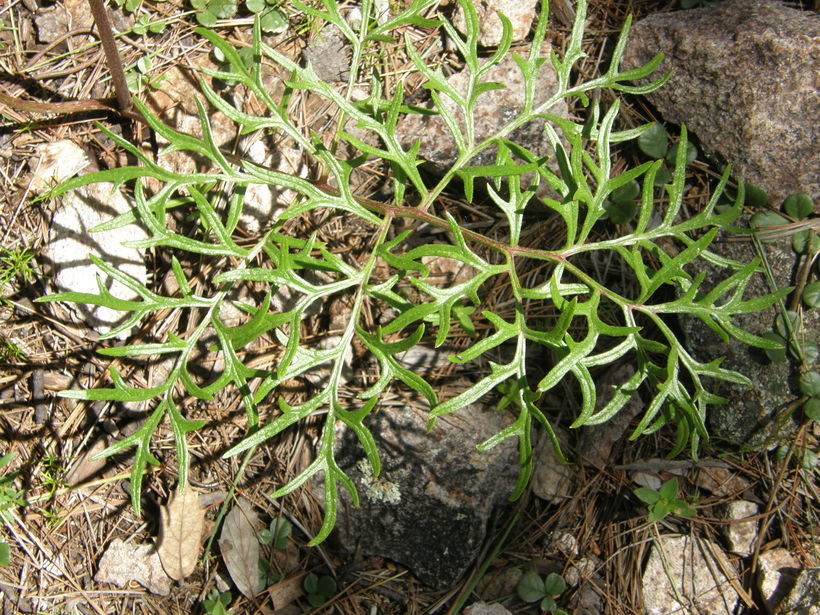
[653,165,672,186]
[638,122,668,159]
[303,573,318,594]
[191,0,207,9]
[803,281,820,308]
[316,575,337,597]
[246,0,265,12]
[211,0,238,19]
[307,593,326,607]
[799,448,817,470]
[665,141,697,166]
[751,211,787,229]
[611,179,640,205]
[744,183,769,208]
[544,572,567,596]
[782,193,813,220]
[762,332,786,363]
[805,343,819,365]
[126,71,140,93]
[540,596,558,612]
[196,9,217,26]
[132,19,148,36]
[799,371,820,398]
[805,397,820,421]
[258,528,273,545]
[605,200,638,225]
[792,230,818,255]
[136,57,152,73]
[260,8,288,33]
[517,572,547,603]
[775,311,799,338]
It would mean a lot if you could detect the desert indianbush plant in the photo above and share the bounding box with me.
[38,0,787,544]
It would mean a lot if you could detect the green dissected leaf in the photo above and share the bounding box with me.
[41,0,784,548]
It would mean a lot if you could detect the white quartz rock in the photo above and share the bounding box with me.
[43,182,148,339]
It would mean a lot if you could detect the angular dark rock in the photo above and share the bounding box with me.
[623,0,819,204]
[331,401,518,589]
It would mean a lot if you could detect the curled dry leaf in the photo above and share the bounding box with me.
[219,497,261,599]
[157,487,205,580]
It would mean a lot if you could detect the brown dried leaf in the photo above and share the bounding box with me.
[95,539,172,596]
[219,498,261,599]
[157,487,205,580]
[268,573,307,610]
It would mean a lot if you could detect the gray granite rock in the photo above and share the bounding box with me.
[331,402,518,589]
[642,535,740,615]
[452,0,537,47]
[396,45,569,196]
[757,548,800,615]
[43,179,148,340]
[780,568,820,615]
[622,0,819,205]
[303,27,349,83]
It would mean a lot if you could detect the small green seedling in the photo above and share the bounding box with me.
[191,0,238,27]
[112,0,141,14]
[303,573,337,607]
[259,517,291,549]
[246,0,288,33]
[202,589,232,614]
[126,57,167,93]
[257,518,291,590]
[634,477,695,523]
[604,179,640,224]
[750,192,816,253]
[132,15,168,37]
[517,571,567,614]
[0,453,25,568]
[0,247,35,291]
